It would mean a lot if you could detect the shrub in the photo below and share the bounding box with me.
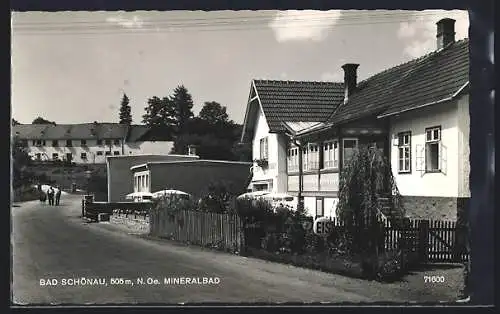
[374,250,404,282]
[198,181,241,213]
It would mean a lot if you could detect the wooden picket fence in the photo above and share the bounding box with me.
[382,218,469,263]
[149,208,244,253]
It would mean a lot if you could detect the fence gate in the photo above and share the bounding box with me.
[385,219,468,264]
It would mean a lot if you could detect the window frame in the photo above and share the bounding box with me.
[81,139,87,146]
[259,137,269,160]
[52,153,59,160]
[287,146,299,172]
[306,143,320,170]
[66,139,72,147]
[97,139,103,146]
[52,140,58,147]
[113,151,120,156]
[114,139,120,145]
[96,151,103,156]
[342,138,359,166]
[397,131,412,174]
[80,152,87,160]
[322,140,339,169]
[424,126,442,173]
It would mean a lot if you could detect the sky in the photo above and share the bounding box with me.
[11,10,469,125]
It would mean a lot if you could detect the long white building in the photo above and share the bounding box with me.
[12,122,174,164]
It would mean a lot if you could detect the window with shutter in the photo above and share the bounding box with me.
[397,132,411,173]
[425,126,441,172]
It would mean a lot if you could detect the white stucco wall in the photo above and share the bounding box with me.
[390,97,469,198]
[304,197,316,218]
[456,94,470,197]
[26,139,123,164]
[125,141,174,156]
[251,107,281,193]
[26,139,175,164]
[324,197,339,218]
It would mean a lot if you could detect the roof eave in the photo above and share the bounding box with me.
[376,81,470,119]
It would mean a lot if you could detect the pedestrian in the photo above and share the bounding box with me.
[47,187,55,206]
[55,186,62,206]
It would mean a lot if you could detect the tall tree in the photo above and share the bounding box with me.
[32,117,56,125]
[118,93,133,124]
[199,101,229,125]
[142,96,176,135]
[171,85,194,134]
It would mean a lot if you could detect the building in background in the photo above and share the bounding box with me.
[130,160,252,200]
[106,153,199,202]
[12,122,174,164]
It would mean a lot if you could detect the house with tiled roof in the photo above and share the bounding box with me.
[240,80,344,197]
[12,122,174,164]
[241,18,469,221]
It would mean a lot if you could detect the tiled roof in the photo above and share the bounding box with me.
[253,80,345,132]
[12,122,160,141]
[326,39,469,124]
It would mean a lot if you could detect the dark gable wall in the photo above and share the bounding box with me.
[149,162,251,200]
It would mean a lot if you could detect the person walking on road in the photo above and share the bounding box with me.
[55,186,62,206]
[47,187,55,206]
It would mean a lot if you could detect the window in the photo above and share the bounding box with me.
[342,138,358,166]
[287,146,299,172]
[97,139,103,146]
[35,140,44,146]
[145,174,149,189]
[105,151,111,156]
[302,147,308,171]
[323,140,339,169]
[307,143,320,170]
[81,139,87,146]
[32,140,36,146]
[52,140,58,147]
[52,153,58,160]
[81,152,87,160]
[96,151,103,156]
[66,140,72,147]
[114,139,120,145]
[35,153,41,160]
[425,126,441,172]
[316,198,324,218]
[259,137,268,160]
[398,132,411,173]
[113,151,120,156]
[105,139,112,146]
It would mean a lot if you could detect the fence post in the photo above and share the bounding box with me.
[418,220,430,263]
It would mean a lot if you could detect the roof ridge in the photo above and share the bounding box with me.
[254,79,343,85]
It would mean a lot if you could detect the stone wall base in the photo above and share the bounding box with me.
[401,196,470,222]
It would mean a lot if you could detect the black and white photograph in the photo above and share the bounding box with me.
[11,9,476,305]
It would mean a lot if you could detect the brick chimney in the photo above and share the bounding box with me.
[436,18,456,50]
[341,63,359,103]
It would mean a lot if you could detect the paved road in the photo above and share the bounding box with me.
[11,195,455,305]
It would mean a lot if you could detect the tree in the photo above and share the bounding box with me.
[142,96,176,134]
[171,85,194,135]
[32,117,56,125]
[199,101,229,125]
[118,93,133,124]
[12,135,32,189]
